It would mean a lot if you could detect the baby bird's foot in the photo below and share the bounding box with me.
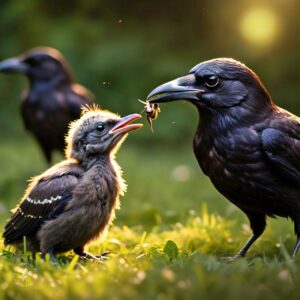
[96,251,111,260]
[78,251,98,260]
[74,247,110,261]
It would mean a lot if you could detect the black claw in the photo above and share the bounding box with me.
[221,253,244,262]
[96,251,111,260]
[76,251,110,261]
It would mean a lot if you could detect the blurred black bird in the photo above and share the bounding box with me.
[147,58,300,259]
[3,106,143,261]
[0,47,94,163]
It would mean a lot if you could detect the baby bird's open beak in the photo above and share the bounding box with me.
[109,114,143,135]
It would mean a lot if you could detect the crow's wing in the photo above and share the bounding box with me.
[3,162,81,244]
[262,126,300,187]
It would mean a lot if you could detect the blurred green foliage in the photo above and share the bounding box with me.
[0,0,300,143]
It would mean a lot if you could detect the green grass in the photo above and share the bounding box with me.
[0,136,300,300]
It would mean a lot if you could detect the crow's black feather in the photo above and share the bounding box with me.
[0,47,94,163]
[147,58,300,258]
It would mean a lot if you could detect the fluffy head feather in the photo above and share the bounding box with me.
[65,106,121,161]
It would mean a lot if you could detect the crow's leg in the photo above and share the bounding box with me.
[95,251,111,259]
[230,212,266,260]
[37,142,52,164]
[74,247,110,260]
[291,222,300,258]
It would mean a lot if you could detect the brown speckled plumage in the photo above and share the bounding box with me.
[3,106,142,260]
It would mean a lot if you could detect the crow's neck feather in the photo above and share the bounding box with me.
[196,98,276,136]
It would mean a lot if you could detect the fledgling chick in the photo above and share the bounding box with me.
[3,106,143,261]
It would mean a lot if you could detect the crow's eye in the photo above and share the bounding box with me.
[96,123,105,132]
[205,75,219,88]
[24,58,38,66]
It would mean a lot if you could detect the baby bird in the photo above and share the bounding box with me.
[3,106,143,261]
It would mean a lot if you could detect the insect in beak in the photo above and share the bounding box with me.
[138,99,161,132]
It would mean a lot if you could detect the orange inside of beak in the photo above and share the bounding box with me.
[109,114,143,135]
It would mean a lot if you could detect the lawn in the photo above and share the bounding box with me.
[0,136,299,300]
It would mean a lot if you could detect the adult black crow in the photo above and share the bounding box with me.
[147,58,300,259]
[0,47,94,163]
[3,106,143,262]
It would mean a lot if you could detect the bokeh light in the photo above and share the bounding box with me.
[240,7,279,47]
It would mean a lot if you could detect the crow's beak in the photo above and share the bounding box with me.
[0,58,28,74]
[147,74,204,103]
[110,114,143,135]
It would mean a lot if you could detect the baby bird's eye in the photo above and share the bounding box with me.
[96,123,105,132]
[205,75,219,88]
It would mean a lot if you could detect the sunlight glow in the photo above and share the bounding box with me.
[240,7,279,47]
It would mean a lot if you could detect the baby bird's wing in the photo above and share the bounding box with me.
[3,162,82,245]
